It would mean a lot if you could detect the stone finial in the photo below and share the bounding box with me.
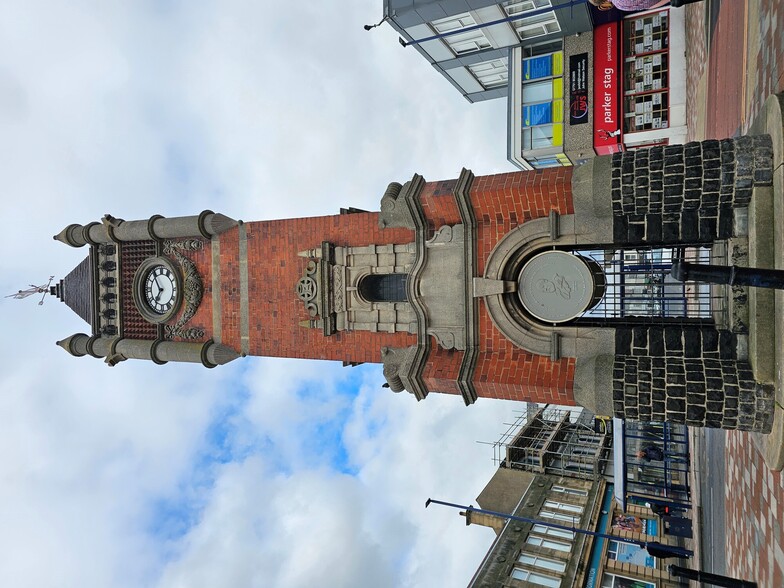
[53,224,86,248]
[55,333,89,357]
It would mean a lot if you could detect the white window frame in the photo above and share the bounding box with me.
[431,13,476,33]
[503,0,553,16]
[531,524,575,540]
[526,535,571,552]
[431,12,492,55]
[512,10,561,41]
[511,568,561,587]
[540,510,578,523]
[468,58,509,90]
[601,573,655,588]
[552,486,588,496]
[518,554,567,573]
[544,500,583,514]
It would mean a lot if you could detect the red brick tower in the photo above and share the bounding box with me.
[52,167,577,409]
[51,136,777,433]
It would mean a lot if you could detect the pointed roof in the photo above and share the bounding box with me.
[53,254,95,328]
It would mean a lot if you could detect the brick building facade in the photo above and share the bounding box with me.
[52,135,775,433]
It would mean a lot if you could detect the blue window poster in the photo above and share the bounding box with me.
[524,55,552,80]
[523,102,552,127]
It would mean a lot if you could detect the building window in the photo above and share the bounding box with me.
[431,12,491,55]
[622,11,670,133]
[526,535,571,552]
[601,573,655,588]
[543,500,583,514]
[358,274,408,303]
[508,4,561,41]
[469,58,509,90]
[531,524,575,540]
[552,486,588,497]
[518,554,567,573]
[520,52,564,151]
[511,568,561,587]
[540,510,578,523]
[503,0,553,16]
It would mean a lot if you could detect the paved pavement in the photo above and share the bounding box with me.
[686,1,784,586]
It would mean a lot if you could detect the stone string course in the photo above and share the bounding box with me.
[613,326,773,432]
[611,136,774,245]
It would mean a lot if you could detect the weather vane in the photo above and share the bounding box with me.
[6,276,55,306]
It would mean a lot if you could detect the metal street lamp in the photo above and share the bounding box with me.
[425,497,692,559]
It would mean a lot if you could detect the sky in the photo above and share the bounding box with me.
[0,2,528,587]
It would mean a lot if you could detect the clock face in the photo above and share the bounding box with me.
[144,265,178,314]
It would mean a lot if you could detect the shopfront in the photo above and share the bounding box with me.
[508,7,687,170]
[584,484,687,588]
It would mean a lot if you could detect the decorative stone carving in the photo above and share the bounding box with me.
[163,239,204,254]
[164,248,204,340]
[332,266,345,312]
[378,176,424,230]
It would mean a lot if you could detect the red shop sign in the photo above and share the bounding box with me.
[593,22,622,155]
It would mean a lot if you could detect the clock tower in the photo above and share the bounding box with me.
[52,133,778,434]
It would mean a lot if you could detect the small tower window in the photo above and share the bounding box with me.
[359,274,408,303]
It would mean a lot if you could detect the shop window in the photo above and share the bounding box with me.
[607,540,656,568]
[622,11,670,134]
[469,58,509,90]
[522,39,563,59]
[521,52,564,151]
[611,514,657,535]
[431,13,491,55]
[601,573,655,588]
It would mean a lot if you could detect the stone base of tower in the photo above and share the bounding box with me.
[745,92,784,470]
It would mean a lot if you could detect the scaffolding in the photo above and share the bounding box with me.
[490,405,613,480]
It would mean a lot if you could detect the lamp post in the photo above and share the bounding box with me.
[671,260,784,290]
[668,565,757,588]
[425,497,692,559]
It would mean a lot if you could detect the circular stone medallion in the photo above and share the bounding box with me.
[518,251,600,323]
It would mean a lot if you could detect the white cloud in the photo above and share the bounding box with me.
[0,1,521,587]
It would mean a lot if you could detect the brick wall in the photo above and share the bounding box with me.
[419,178,461,238]
[416,169,578,403]
[222,213,417,364]
[473,303,576,404]
[470,169,575,276]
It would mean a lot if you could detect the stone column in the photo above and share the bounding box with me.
[53,211,238,247]
[56,334,239,368]
[612,326,774,433]
[610,136,774,245]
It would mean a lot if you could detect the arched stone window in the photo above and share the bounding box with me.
[358,274,408,303]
